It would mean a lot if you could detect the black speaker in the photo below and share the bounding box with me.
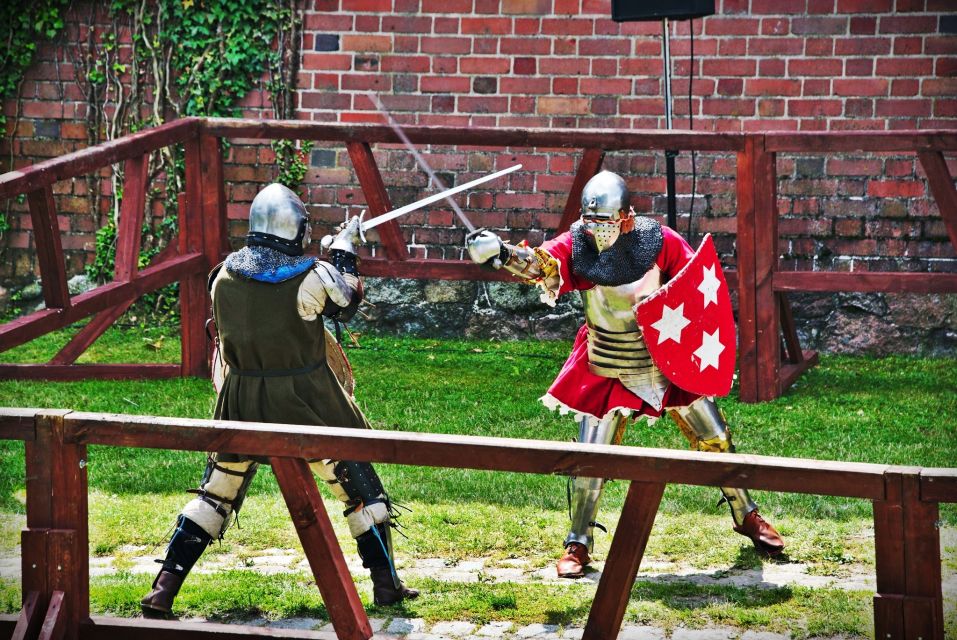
[611,0,714,21]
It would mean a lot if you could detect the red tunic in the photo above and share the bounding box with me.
[538,226,701,421]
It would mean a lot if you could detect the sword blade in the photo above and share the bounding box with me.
[361,163,522,231]
[369,93,478,232]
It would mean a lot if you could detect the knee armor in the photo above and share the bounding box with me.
[309,459,392,538]
[565,412,629,550]
[667,397,757,526]
[181,454,259,539]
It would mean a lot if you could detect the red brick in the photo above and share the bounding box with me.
[553,37,576,55]
[757,98,785,117]
[421,76,470,93]
[500,37,551,55]
[701,98,754,117]
[514,18,539,35]
[751,0,795,13]
[434,18,459,34]
[341,35,392,52]
[513,57,536,75]
[807,0,836,13]
[341,74,390,91]
[792,17,847,35]
[705,18,759,36]
[837,0,891,10]
[379,56,429,73]
[788,99,843,117]
[760,18,789,36]
[835,78,889,96]
[461,57,511,74]
[876,57,933,77]
[759,58,786,77]
[422,37,471,55]
[876,100,932,118]
[747,38,803,56]
[501,0,550,13]
[716,78,743,96]
[541,18,593,35]
[302,53,352,70]
[554,0,579,13]
[879,16,937,34]
[789,58,843,77]
[835,37,891,56]
[579,78,631,95]
[421,0,471,10]
[579,38,631,56]
[805,38,835,56]
[844,98,873,117]
[591,58,619,76]
[461,18,512,35]
[702,58,756,77]
[459,96,508,112]
[893,37,923,56]
[803,79,831,95]
[868,180,925,198]
[380,16,432,32]
[500,77,551,94]
[745,78,802,97]
[474,38,498,54]
[620,98,664,116]
[300,92,351,110]
[537,97,590,115]
[509,96,536,113]
[433,58,458,74]
[552,77,579,94]
[849,17,877,35]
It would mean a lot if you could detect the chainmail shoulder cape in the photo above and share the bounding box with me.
[570,217,663,286]
[224,245,316,283]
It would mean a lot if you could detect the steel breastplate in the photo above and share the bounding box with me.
[582,267,670,410]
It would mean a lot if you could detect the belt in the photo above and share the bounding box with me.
[230,362,323,377]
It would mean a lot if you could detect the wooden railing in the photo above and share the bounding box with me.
[1,120,956,401]
[0,407,954,639]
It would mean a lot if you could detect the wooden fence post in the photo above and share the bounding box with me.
[873,470,944,639]
[736,137,759,402]
[23,411,88,640]
[181,137,210,378]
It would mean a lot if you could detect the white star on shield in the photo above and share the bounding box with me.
[698,263,721,308]
[651,303,690,345]
[693,329,725,371]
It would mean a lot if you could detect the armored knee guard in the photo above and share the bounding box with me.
[565,412,629,551]
[309,459,392,538]
[180,454,260,539]
[667,397,757,526]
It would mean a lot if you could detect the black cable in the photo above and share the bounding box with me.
[688,19,698,244]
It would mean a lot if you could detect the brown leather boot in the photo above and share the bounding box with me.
[141,570,184,619]
[556,542,591,578]
[733,510,785,557]
[370,566,419,606]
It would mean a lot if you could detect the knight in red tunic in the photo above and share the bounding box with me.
[466,170,785,578]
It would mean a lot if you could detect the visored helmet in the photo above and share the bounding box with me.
[246,183,310,256]
[580,171,631,253]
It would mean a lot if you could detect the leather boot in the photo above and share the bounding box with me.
[556,542,591,578]
[370,566,419,606]
[733,510,785,557]
[141,570,184,619]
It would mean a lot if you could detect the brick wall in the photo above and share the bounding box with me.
[1,1,956,350]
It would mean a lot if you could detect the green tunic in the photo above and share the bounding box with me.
[212,266,371,446]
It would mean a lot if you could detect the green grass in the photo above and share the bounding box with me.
[0,323,955,634]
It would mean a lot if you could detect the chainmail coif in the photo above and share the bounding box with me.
[570,217,663,287]
[224,245,315,283]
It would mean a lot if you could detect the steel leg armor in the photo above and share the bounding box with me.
[180,454,260,539]
[564,411,630,550]
[667,397,757,526]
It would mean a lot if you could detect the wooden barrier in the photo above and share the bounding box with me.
[1,120,956,401]
[0,408,954,640]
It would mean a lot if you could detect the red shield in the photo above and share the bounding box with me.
[635,234,735,397]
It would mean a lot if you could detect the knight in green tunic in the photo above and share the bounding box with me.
[142,184,418,619]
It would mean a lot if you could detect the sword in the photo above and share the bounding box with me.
[369,93,478,232]
[321,163,521,248]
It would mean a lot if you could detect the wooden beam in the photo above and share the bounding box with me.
[204,118,749,152]
[0,118,200,199]
[556,149,604,235]
[766,130,957,153]
[582,481,665,640]
[10,591,42,640]
[777,292,803,365]
[33,410,897,499]
[773,271,957,294]
[0,363,181,381]
[0,408,38,441]
[346,140,408,261]
[198,133,230,264]
[181,139,211,378]
[735,138,759,403]
[49,303,132,366]
[917,150,957,253]
[752,141,780,402]
[27,186,70,310]
[80,616,337,639]
[115,155,149,282]
[0,252,203,354]
[920,467,957,503]
[779,352,819,391]
[271,458,372,640]
[37,590,66,640]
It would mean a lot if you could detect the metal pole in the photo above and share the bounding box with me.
[662,18,678,231]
